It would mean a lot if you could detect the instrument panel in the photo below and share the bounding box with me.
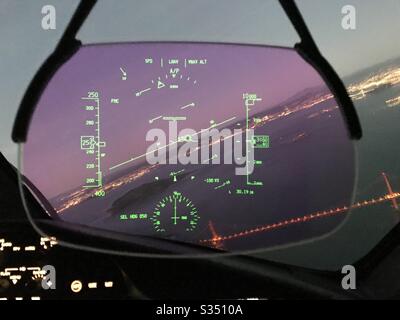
[0,224,128,300]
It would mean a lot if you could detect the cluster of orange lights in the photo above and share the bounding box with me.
[348,66,400,101]
[56,164,158,213]
[249,93,334,130]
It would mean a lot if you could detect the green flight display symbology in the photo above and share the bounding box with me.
[151,191,200,233]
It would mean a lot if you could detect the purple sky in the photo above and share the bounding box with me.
[24,43,324,198]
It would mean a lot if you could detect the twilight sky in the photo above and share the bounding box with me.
[1,0,400,165]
